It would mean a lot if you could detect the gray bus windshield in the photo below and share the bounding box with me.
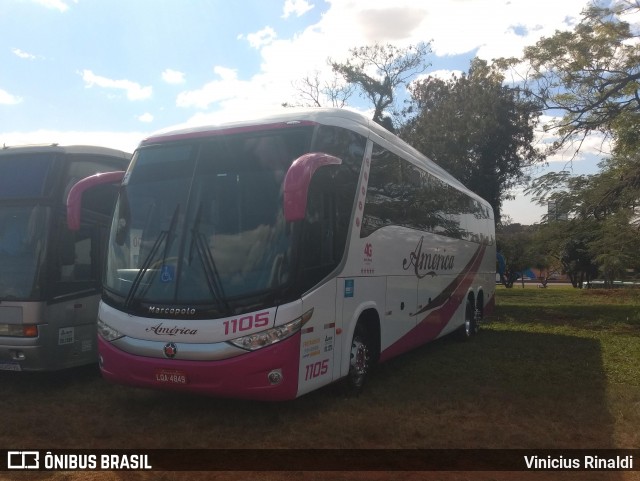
[0,206,48,300]
[0,154,55,199]
[105,127,314,312]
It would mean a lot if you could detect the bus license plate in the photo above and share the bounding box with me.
[0,362,22,372]
[155,369,188,384]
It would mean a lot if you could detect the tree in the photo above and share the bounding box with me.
[496,223,537,288]
[514,2,640,153]
[590,210,640,286]
[527,153,640,287]
[327,42,432,126]
[508,1,640,201]
[284,70,355,109]
[401,58,545,223]
[496,1,640,286]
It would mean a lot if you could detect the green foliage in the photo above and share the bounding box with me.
[526,152,640,285]
[496,223,538,287]
[401,58,545,222]
[591,210,640,284]
[516,3,640,284]
[517,1,640,155]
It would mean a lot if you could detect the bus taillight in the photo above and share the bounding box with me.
[0,324,38,337]
[22,325,38,337]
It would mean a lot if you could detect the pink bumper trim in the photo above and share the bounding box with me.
[99,333,301,401]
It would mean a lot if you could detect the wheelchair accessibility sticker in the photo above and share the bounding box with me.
[160,265,175,283]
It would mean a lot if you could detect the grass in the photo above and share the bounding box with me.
[1,286,639,481]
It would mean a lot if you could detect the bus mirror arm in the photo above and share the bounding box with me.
[66,171,126,231]
[283,152,342,222]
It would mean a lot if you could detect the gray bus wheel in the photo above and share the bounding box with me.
[458,299,477,341]
[348,324,371,391]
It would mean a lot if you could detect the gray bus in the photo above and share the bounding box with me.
[0,144,129,371]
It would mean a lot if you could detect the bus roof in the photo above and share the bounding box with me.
[140,108,371,144]
[0,144,131,159]
[139,107,485,205]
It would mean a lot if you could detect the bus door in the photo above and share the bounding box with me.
[56,169,125,369]
[295,169,342,396]
[297,281,337,396]
[46,221,103,369]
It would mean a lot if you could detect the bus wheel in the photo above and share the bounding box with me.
[348,324,371,392]
[458,299,477,341]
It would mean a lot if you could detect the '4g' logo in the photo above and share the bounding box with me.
[364,243,373,259]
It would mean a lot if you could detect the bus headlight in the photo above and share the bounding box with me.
[97,318,124,341]
[0,323,38,338]
[228,309,313,351]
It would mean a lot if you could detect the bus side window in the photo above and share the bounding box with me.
[56,224,99,295]
[300,168,337,291]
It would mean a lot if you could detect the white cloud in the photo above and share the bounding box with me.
[81,70,152,101]
[282,0,314,18]
[417,70,463,82]
[33,0,74,12]
[357,7,428,42]
[0,89,22,105]
[245,27,278,49]
[242,0,591,116]
[176,66,257,110]
[137,113,154,123]
[129,0,595,130]
[12,48,36,60]
[419,0,586,59]
[162,69,186,85]
[290,0,587,59]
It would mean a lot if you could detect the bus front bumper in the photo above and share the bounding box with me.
[98,333,302,401]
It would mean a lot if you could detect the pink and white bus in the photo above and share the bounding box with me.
[88,108,495,400]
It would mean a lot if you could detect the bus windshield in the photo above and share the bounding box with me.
[0,205,48,300]
[0,154,56,199]
[105,127,315,315]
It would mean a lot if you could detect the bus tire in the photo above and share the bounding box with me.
[458,298,477,341]
[348,323,372,393]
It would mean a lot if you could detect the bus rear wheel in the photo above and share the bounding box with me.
[458,299,478,341]
[348,324,371,392]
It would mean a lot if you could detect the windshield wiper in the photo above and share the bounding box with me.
[189,203,231,314]
[124,205,180,309]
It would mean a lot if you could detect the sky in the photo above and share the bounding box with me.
[0,0,605,224]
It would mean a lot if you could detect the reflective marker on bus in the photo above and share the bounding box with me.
[84,108,495,400]
[0,144,130,371]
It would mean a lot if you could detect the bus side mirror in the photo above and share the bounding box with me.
[66,171,126,231]
[283,152,342,222]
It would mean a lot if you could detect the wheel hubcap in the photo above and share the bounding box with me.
[350,339,369,380]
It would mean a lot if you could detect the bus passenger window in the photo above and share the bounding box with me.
[57,225,98,292]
